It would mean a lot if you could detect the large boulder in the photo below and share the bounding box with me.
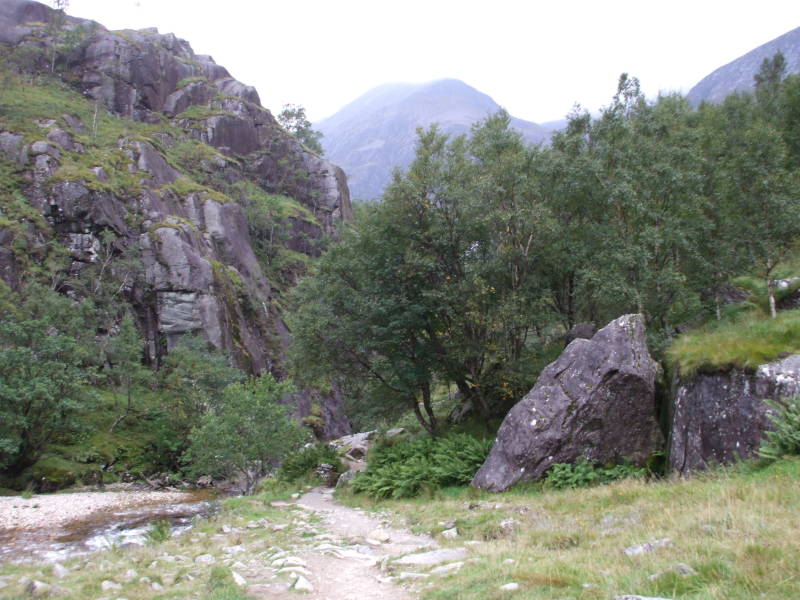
[472,314,663,492]
[669,355,800,473]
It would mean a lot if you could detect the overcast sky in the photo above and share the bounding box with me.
[65,0,799,124]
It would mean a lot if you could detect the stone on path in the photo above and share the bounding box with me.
[293,575,314,592]
[441,527,459,539]
[430,561,464,575]
[394,548,469,566]
[195,553,216,564]
[398,572,429,579]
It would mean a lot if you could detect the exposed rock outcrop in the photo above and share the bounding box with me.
[0,0,351,437]
[669,355,800,473]
[472,314,663,492]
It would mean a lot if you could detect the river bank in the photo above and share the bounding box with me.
[0,488,196,531]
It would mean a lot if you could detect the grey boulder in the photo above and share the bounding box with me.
[472,314,662,492]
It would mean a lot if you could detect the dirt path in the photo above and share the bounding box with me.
[248,488,436,600]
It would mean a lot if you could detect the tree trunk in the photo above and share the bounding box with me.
[768,278,777,319]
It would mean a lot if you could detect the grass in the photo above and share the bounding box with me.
[339,457,800,600]
[666,309,800,375]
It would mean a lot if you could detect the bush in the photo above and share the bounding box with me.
[351,434,493,499]
[544,457,646,490]
[278,443,343,482]
[759,396,800,461]
[145,518,171,544]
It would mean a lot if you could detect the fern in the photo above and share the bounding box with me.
[351,434,492,499]
[759,396,800,461]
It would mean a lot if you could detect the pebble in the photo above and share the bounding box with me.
[195,554,216,565]
[624,538,672,557]
[394,548,469,566]
[499,582,520,591]
[151,582,164,591]
[368,529,391,543]
[441,527,459,539]
[101,580,122,591]
[232,571,247,586]
[52,563,70,578]
[278,566,313,577]
[294,575,314,592]
[648,563,697,580]
[398,571,429,579]
[121,569,138,582]
[430,561,464,575]
[25,580,51,598]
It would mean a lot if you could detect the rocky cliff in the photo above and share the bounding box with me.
[0,0,352,437]
[670,355,800,473]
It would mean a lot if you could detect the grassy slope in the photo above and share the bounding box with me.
[668,309,800,375]
[342,458,800,600]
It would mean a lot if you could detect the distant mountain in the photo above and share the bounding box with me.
[687,27,800,106]
[316,79,552,201]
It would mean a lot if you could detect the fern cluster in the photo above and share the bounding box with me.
[278,443,343,482]
[544,457,646,490]
[351,434,493,499]
[759,396,800,461]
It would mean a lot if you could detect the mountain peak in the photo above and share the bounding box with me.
[317,79,550,201]
[687,27,800,105]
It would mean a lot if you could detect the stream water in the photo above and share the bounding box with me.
[0,490,218,563]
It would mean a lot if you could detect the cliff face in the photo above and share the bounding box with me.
[0,0,351,437]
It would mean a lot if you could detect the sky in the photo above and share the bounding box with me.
[64,0,800,125]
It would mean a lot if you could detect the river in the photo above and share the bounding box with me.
[0,489,218,563]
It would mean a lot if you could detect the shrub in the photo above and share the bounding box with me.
[759,396,800,461]
[351,434,493,499]
[145,518,171,544]
[544,457,646,490]
[278,443,343,482]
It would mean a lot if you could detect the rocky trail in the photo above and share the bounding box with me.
[249,487,434,600]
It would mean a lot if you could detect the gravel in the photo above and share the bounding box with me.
[0,491,194,530]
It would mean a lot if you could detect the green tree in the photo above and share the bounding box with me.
[153,336,243,470]
[0,284,94,474]
[277,104,324,155]
[107,312,149,432]
[184,375,305,494]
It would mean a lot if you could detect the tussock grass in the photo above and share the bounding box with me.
[667,310,800,376]
[341,458,800,600]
